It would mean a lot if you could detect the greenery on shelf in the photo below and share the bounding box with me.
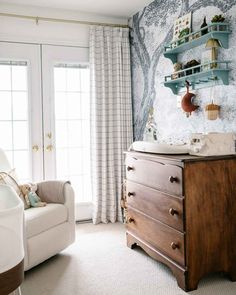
[165,23,230,52]
[211,15,225,23]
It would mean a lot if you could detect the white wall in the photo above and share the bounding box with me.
[0,3,128,47]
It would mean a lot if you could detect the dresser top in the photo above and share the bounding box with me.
[125,151,236,163]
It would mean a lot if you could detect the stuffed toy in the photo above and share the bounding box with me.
[19,184,31,208]
[20,183,46,208]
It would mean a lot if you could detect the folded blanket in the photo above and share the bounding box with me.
[36,180,71,204]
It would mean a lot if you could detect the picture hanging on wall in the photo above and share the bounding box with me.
[173,12,192,41]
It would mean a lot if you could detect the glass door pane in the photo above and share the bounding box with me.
[54,64,92,203]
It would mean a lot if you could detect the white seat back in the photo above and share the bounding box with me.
[0,149,12,172]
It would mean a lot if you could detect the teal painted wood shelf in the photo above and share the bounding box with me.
[164,60,231,94]
[164,23,231,63]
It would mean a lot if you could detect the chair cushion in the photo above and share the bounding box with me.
[24,203,68,239]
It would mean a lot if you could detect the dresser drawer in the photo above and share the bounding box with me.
[126,180,184,232]
[126,156,183,196]
[126,208,185,266]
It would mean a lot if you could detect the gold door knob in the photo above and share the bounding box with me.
[32,145,39,152]
[45,144,53,152]
[46,132,52,139]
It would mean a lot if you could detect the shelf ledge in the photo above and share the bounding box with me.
[164,61,231,94]
[164,23,231,63]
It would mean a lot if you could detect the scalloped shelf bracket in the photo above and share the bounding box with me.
[216,70,229,85]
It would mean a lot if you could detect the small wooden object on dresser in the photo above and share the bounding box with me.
[125,151,236,292]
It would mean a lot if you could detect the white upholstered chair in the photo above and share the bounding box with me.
[0,149,75,271]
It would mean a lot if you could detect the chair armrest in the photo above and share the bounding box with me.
[36,180,74,204]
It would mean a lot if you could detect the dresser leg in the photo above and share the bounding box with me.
[184,272,202,292]
[126,232,193,292]
[126,232,137,249]
[228,271,236,282]
[172,271,197,292]
[173,272,188,291]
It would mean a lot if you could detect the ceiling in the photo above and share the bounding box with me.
[2,0,152,18]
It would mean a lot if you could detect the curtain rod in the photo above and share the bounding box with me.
[0,12,129,28]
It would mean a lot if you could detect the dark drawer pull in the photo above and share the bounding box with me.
[171,242,180,250]
[127,217,135,224]
[169,176,178,183]
[169,208,178,216]
[127,192,135,197]
[127,166,134,171]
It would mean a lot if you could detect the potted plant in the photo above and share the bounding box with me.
[211,15,226,31]
[178,27,190,45]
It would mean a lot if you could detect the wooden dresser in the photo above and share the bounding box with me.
[125,151,236,291]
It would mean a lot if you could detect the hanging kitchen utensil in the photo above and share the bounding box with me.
[205,101,220,120]
[181,80,199,116]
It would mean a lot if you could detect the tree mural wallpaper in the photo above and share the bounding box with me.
[130,0,236,142]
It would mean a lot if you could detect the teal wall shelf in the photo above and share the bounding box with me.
[164,61,231,94]
[164,23,231,63]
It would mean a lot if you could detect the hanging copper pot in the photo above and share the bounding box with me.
[181,80,199,115]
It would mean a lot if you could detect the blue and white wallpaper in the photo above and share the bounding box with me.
[130,0,236,142]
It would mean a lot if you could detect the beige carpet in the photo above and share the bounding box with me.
[22,223,236,295]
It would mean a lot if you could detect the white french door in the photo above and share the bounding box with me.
[42,45,92,219]
[0,42,92,220]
